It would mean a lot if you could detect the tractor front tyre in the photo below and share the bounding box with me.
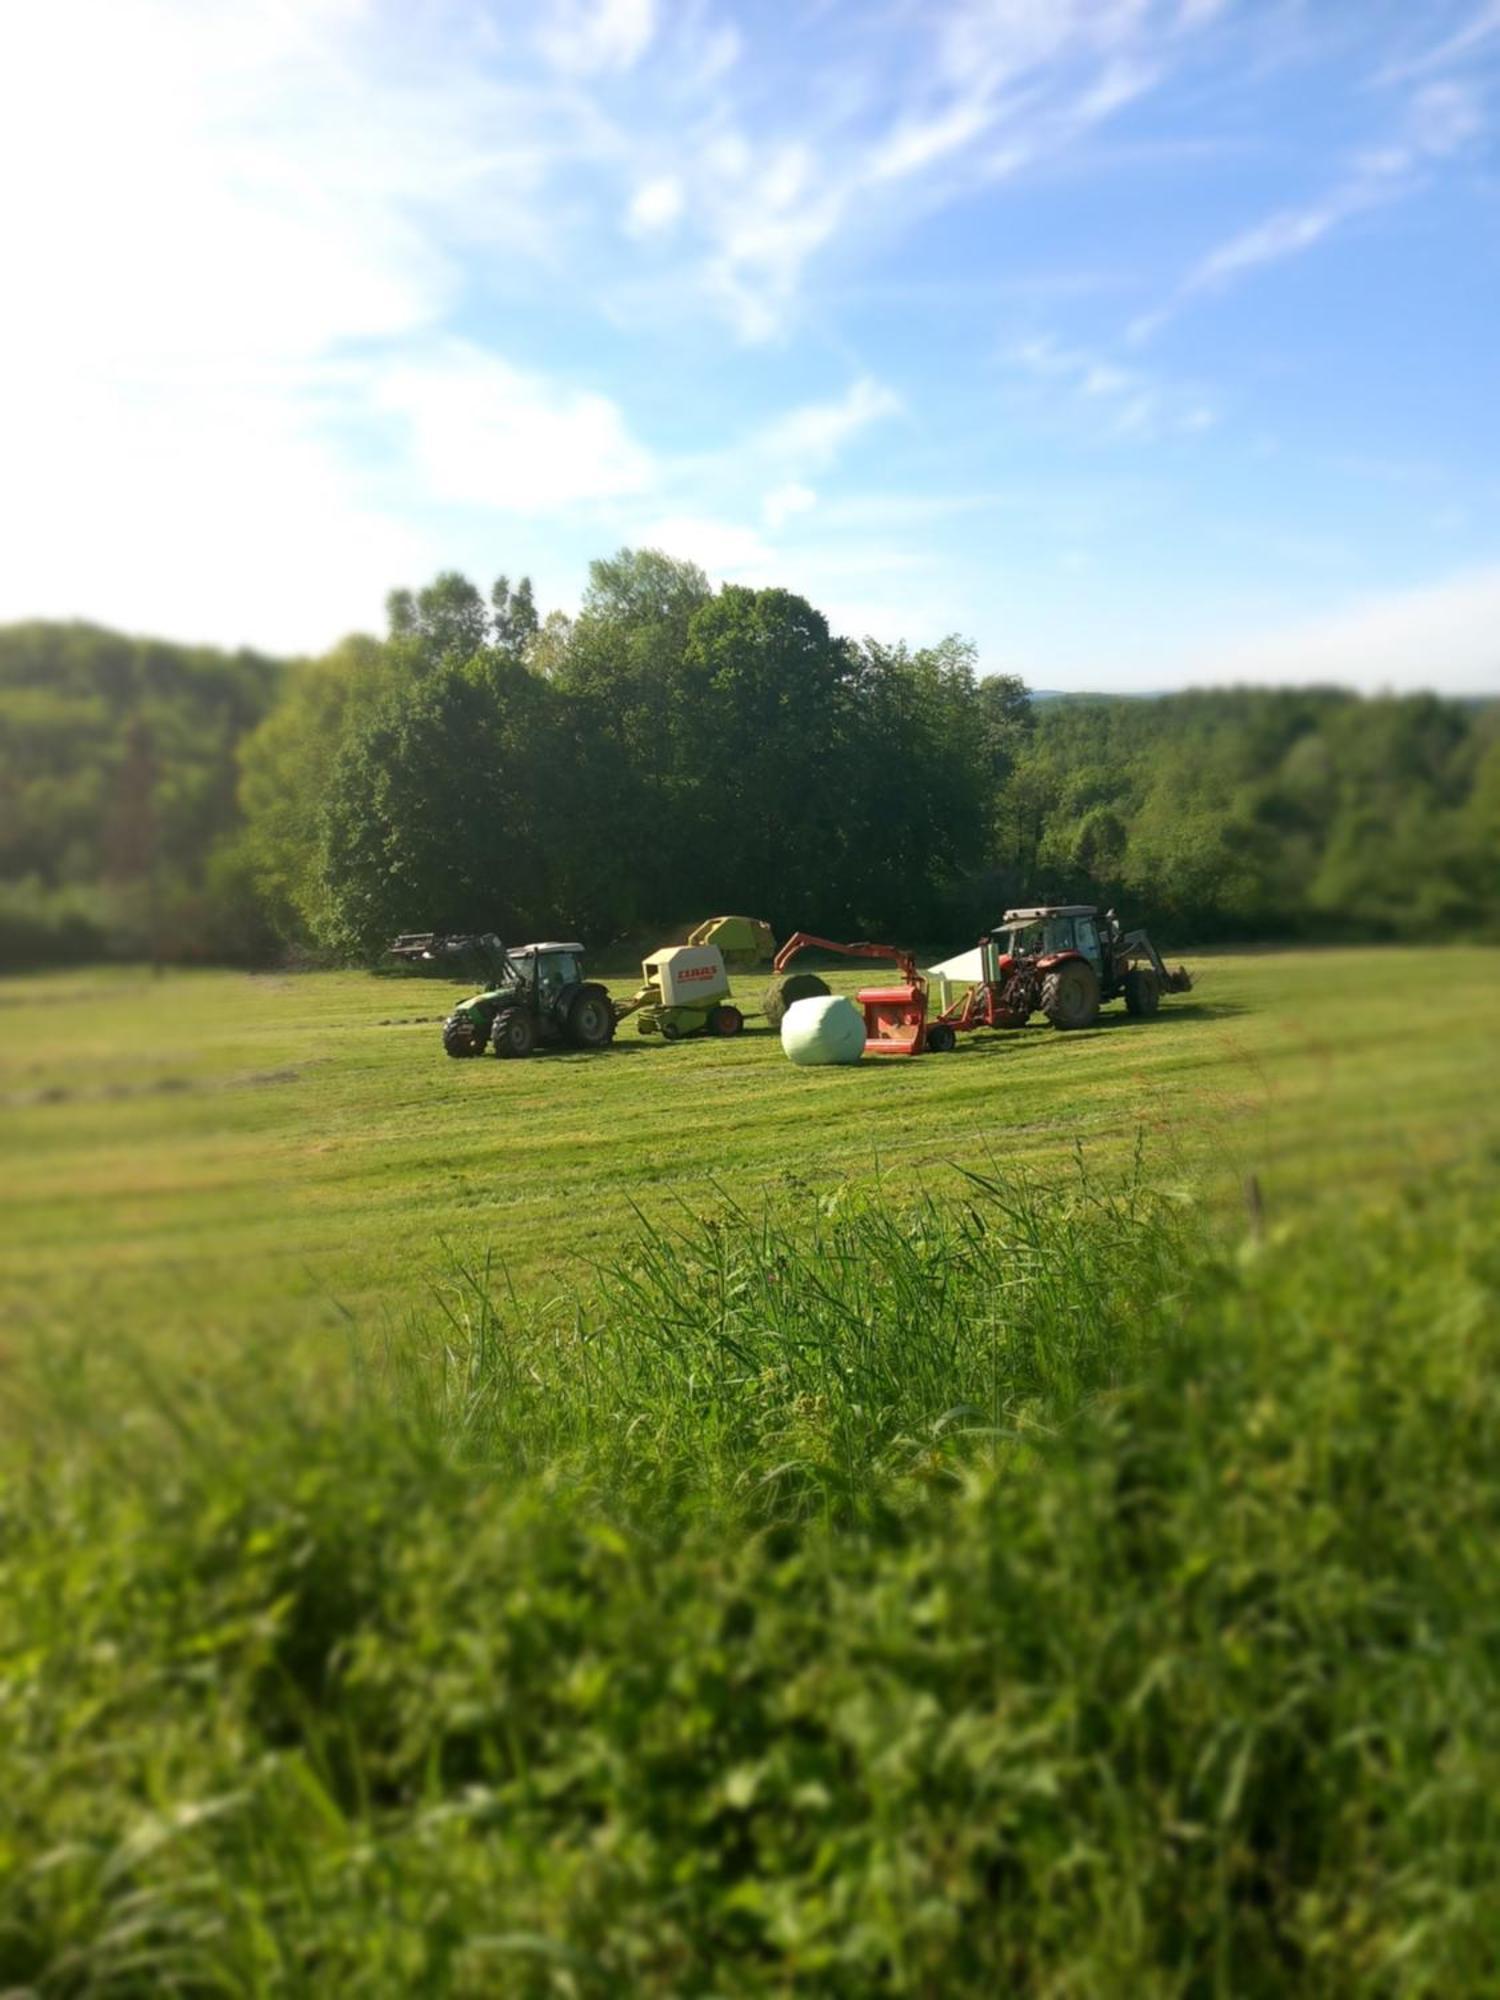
[708,1003,744,1038]
[924,1022,957,1053]
[762,972,830,1029]
[567,988,616,1049]
[1042,960,1101,1030]
[1123,968,1161,1018]
[442,1018,484,1058]
[491,1009,537,1059]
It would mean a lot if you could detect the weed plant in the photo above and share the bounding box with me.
[3,1162,1499,1994]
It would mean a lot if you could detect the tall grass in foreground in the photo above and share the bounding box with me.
[2,1162,1499,1995]
[390,1152,1190,1516]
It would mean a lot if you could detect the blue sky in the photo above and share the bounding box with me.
[3,0,1498,689]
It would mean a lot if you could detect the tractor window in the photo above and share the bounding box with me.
[1043,919,1074,953]
[1075,917,1100,962]
[544,954,578,989]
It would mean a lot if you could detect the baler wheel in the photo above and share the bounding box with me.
[1042,960,1101,1030]
[925,1022,956,1053]
[1123,968,1160,1018]
[709,1003,744,1037]
[762,971,830,1029]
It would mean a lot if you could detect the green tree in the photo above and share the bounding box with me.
[231,634,390,947]
[317,655,562,959]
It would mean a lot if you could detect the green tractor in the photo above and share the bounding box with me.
[440,941,617,1059]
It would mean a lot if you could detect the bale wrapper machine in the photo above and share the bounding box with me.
[763,933,954,1056]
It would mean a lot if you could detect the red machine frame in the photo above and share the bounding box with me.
[933,935,1044,1035]
[771,933,934,1057]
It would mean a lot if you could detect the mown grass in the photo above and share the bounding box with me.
[2,947,1497,1354]
[3,1160,1498,1994]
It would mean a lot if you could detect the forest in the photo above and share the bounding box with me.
[3,549,1498,969]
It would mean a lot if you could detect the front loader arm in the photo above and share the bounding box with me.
[772,932,921,986]
[1121,929,1193,993]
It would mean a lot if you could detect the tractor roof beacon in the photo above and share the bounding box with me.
[437,940,617,1060]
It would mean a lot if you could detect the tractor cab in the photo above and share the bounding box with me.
[509,942,584,1005]
[991,905,1105,971]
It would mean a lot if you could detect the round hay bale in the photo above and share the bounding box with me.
[762,970,830,1028]
[780,994,865,1066]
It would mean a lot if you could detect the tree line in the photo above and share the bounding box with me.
[2,552,1498,971]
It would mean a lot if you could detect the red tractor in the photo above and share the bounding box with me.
[934,905,1192,1036]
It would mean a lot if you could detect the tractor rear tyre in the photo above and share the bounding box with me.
[762,971,830,1029]
[567,987,616,1049]
[1123,967,1161,1018]
[1041,960,1101,1030]
[925,1022,957,1053]
[443,1018,484,1058]
[491,1009,537,1059]
[708,1003,744,1037]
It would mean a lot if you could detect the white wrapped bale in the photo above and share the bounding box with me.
[780,994,865,1066]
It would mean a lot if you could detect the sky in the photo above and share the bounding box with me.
[1,0,1498,693]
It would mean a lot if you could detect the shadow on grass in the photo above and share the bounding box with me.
[925,997,1248,1056]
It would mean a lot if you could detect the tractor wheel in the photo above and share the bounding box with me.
[442,1017,484,1058]
[567,988,616,1049]
[708,1003,744,1038]
[1123,967,1161,1018]
[762,971,830,1029]
[925,1022,957,1053]
[491,1008,537,1059]
[1041,960,1101,1030]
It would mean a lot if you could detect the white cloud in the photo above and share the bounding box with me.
[626,175,685,235]
[1144,79,1488,327]
[1187,564,1500,694]
[0,364,434,655]
[671,0,1222,341]
[1188,199,1360,289]
[1407,79,1485,155]
[1005,336,1216,440]
[867,100,996,183]
[0,0,665,647]
[763,483,818,530]
[758,377,902,465]
[1375,2,1500,84]
[699,142,849,341]
[536,0,658,76]
[630,514,777,576]
[379,344,655,511]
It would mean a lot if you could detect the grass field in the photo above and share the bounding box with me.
[5,947,1500,1994]
[3,946,1498,1355]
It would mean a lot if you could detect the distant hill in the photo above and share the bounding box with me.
[0,621,285,965]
